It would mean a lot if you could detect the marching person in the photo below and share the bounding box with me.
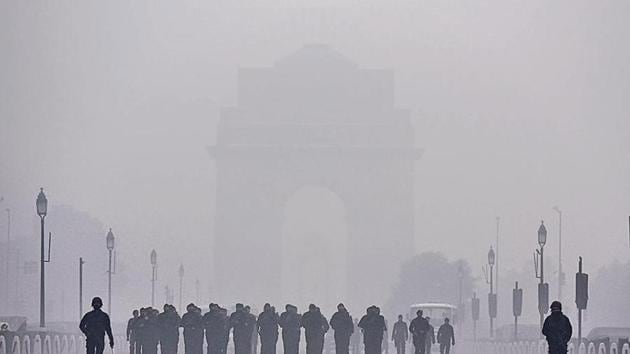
[436,318,454,354]
[408,311,429,354]
[80,297,114,354]
[391,315,408,354]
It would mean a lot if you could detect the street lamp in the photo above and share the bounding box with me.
[553,206,563,302]
[150,249,157,307]
[486,246,496,338]
[178,263,184,311]
[535,220,549,333]
[36,188,47,328]
[106,228,115,313]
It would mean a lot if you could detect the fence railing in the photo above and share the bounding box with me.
[468,340,630,354]
[0,334,125,354]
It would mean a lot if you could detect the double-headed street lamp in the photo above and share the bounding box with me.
[487,246,497,338]
[106,228,115,313]
[178,264,184,311]
[36,188,48,328]
[151,250,157,307]
[534,220,549,332]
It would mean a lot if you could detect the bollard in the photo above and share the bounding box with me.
[610,342,618,354]
[43,336,51,354]
[12,336,21,354]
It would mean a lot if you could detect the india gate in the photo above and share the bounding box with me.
[209,44,421,311]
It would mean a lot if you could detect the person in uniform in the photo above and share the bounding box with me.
[542,301,572,354]
[302,304,329,354]
[358,306,386,354]
[181,304,204,354]
[408,311,429,354]
[158,305,181,354]
[79,297,114,354]
[127,310,140,354]
[436,318,454,354]
[257,304,280,354]
[330,304,354,354]
[391,315,408,354]
[279,305,301,354]
[204,304,226,354]
[142,308,160,354]
[423,318,434,354]
[231,304,253,354]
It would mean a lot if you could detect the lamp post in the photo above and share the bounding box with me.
[5,207,10,311]
[553,206,563,302]
[79,257,85,320]
[487,246,496,338]
[36,188,48,328]
[106,229,115,313]
[178,264,184,311]
[150,250,157,307]
[535,220,549,333]
[495,216,500,324]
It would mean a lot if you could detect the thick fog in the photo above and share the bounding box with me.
[1,0,630,332]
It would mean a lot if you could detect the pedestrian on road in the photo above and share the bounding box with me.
[436,318,454,354]
[279,305,301,354]
[127,310,140,354]
[330,304,354,354]
[79,297,114,354]
[358,306,386,354]
[423,318,434,354]
[391,315,408,354]
[542,301,572,354]
[408,311,429,354]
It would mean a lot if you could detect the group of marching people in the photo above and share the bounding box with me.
[125,303,456,354]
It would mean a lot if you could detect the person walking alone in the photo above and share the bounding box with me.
[391,315,408,354]
[80,297,114,354]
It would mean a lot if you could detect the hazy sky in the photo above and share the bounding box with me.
[1,0,630,316]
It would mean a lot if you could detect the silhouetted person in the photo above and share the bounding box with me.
[231,304,254,354]
[258,303,280,354]
[423,317,434,354]
[358,306,386,354]
[302,304,329,354]
[436,318,454,354]
[380,315,388,354]
[142,308,160,354]
[181,304,204,354]
[351,318,361,354]
[220,307,230,354]
[330,304,354,354]
[158,305,181,354]
[79,297,114,354]
[245,306,258,354]
[542,301,572,354]
[408,310,429,354]
[204,304,227,354]
[127,310,140,354]
[391,315,408,354]
[279,305,301,354]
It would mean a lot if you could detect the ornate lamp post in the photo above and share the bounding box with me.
[150,249,157,307]
[36,188,48,327]
[106,228,115,312]
[487,246,496,338]
[535,220,549,332]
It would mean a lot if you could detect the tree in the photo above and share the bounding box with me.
[386,252,474,318]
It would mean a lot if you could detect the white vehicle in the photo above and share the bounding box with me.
[409,303,458,353]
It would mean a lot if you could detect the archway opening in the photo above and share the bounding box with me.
[281,186,348,314]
